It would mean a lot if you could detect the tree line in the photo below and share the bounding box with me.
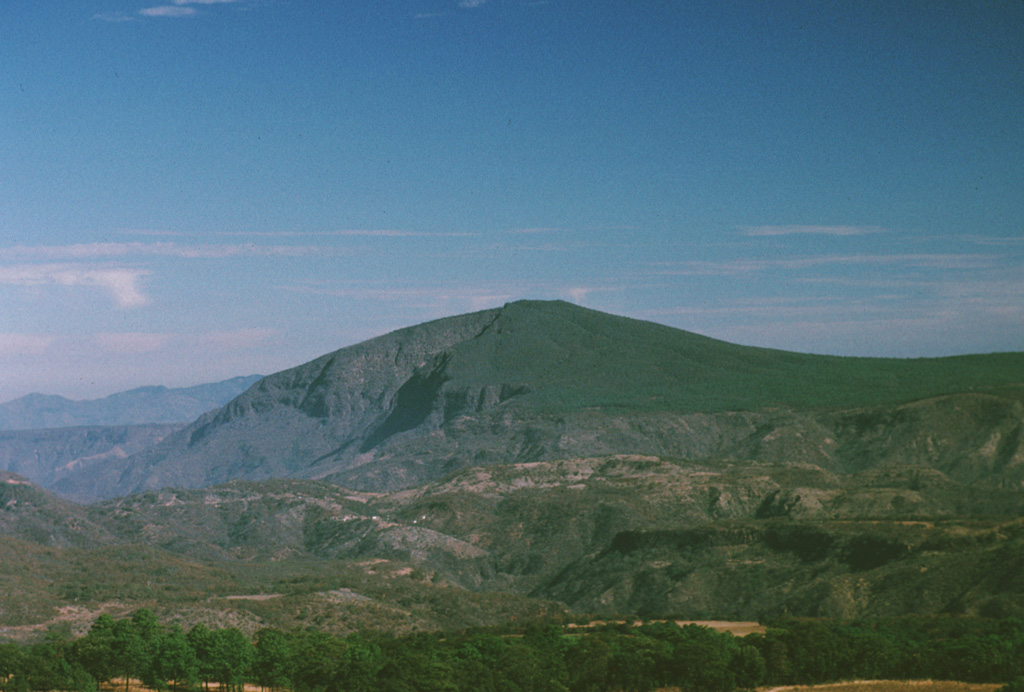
[2,612,1024,692]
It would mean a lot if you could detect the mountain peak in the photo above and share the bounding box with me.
[101,302,1024,500]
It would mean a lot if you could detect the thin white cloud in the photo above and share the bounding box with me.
[0,242,351,261]
[313,229,474,238]
[0,334,55,358]
[957,234,1024,247]
[0,264,150,308]
[139,0,243,18]
[121,229,188,237]
[653,253,995,276]
[217,229,475,238]
[140,6,197,17]
[506,227,565,235]
[566,287,591,304]
[459,0,489,7]
[740,225,886,237]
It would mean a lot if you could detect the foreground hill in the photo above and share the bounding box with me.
[0,375,262,431]
[95,300,1024,499]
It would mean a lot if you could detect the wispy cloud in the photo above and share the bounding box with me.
[0,242,352,261]
[505,227,565,235]
[740,225,886,237]
[0,334,55,358]
[957,234,1024,247]
[139,0,244,19]
[140,6,197,17]
[0,264,149,308]
[459,0,489,7]
[121,229,188,237]
[211,229,477,240]
[654,253,995,276]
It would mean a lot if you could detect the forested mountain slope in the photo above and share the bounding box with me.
[87,300,1024,499]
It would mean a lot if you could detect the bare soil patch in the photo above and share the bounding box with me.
[759,681,1003,692]
[674,619,766,636]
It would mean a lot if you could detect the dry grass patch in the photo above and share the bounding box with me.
[674,620,766,636]
[760,681,1003,692]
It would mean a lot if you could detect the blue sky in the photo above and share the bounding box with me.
[1,0,1022,401]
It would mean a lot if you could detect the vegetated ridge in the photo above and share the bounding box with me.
[95,300,1024,500]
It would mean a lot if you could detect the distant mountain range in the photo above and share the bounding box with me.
[0,375,262,501]
[1,300,1023,638]
[0,375,263,431]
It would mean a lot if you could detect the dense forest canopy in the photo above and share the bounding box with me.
[2,614,1024,692]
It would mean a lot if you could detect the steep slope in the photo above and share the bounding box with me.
[101,300,1024,500]
[0,375,262,430]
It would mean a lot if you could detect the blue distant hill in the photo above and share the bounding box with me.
[0,375,263,430]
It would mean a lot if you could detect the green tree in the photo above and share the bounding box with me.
[287,629,343,692]
[564,636,610,692]
[375,633,455,692]
[522,624,568,692]
[22,639,92,692]
[998,678,1024,692]
[187,624,218,691]
[667,624,739,692]
[0,642,26,692]
[340,635,382,692]
[72,616,117,686]
[154,625,199,690]
[733,644,766,690]
[109,616,150,692]
[210,628,254,692]
[253,629,291,692]
[130,610,162,688]
[606,634,667,692]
